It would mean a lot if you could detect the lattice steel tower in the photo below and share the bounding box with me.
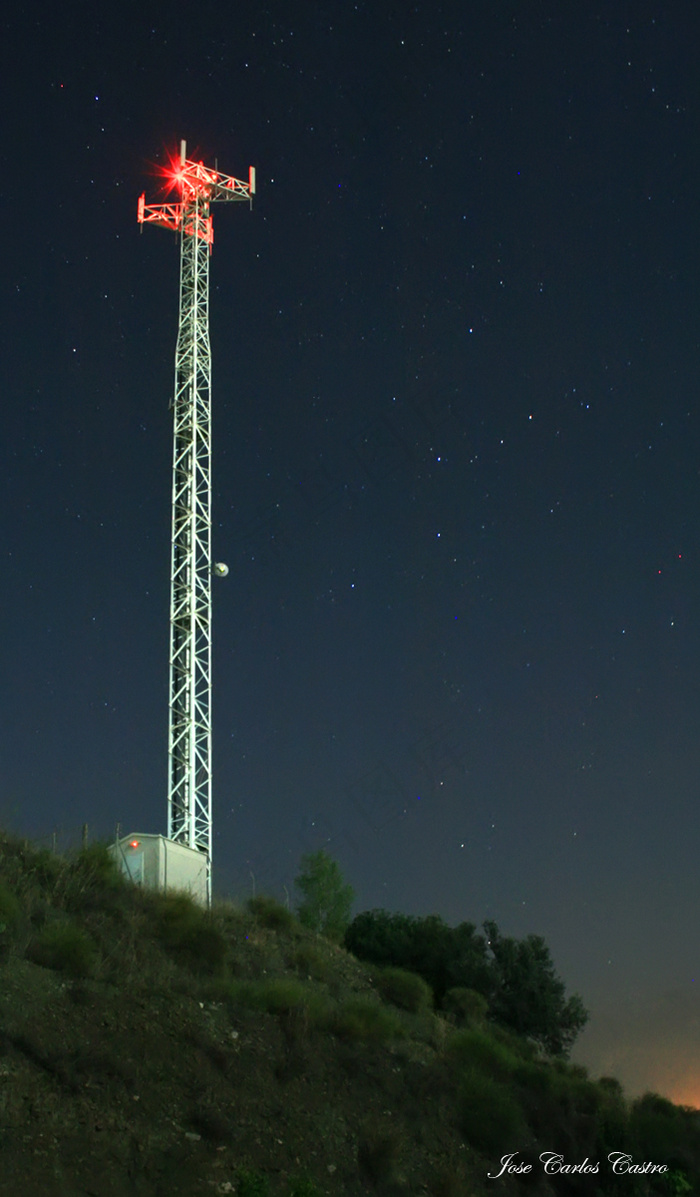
[138,141,255,904]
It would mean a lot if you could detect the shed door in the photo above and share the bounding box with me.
[125,852,144,884]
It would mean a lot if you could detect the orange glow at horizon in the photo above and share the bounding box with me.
[666,1082,700,1110]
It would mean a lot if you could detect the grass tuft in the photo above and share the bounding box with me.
[287,941,333,982]
[329,996,404,1043]
[286,1178,323,1197]
[446,1027,519,1078]
[374,965,434,1013]
[441,986,488,1027]
[27,920,97,978]
[236,1167,271,1196]
[150,891,228,975]
[247,894,297,932]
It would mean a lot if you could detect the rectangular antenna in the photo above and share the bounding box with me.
[249,165,256,195]
[180,139,187,165]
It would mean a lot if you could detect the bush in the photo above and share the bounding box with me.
[27,921,97,978]
[446,1028,518,1079]
[287,942,333,982]
[458,1069,528,1156]
[247,894,296,933]
[286,1178,322,1197]
[329,996,404,1044]
[208,977,328,1025]
[0,881,22,962]
[249,978,323,1017]
[630,1093,698,1166]
[598,1075,624,1097]
[61,842,126,911]
[515,1058,609,1158]
[375,965,433,1013]
[236,1168,271,1197]
[0,882,21,933]
[345,910,492,1003]
[595,1079,631,1159]
[442,987,488,1026]
[151,892,227,975]
[28,846,64,889]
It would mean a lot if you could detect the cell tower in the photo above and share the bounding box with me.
[137,140,255,905]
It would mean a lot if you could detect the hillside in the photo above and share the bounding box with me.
[0,832,699,1197]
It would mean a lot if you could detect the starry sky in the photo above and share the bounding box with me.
[2,1,699,1103]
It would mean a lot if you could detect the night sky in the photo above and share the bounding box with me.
[2,2,699,1104]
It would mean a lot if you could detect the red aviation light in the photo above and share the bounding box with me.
[166,161,186,195]
[154,146,190,197]
[129,840,140,849]
[139,142,253,244]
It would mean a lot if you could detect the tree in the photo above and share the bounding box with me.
[483,921,588,1056]
[294,850,355,942]
[344,910,490,1003]
[345,908,588,1055]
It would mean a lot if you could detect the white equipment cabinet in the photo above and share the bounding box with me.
[108,833,208,906]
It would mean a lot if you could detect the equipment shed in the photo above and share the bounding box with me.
[108,833,208,906]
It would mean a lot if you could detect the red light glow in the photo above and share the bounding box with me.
[139,146,253,245]
[129,840,140,849]
[149,148,191,198]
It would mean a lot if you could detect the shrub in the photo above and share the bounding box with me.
[287,942,332,982]
[375,965,433,1013]
[446,1028,518,1079]
[249,978,322,1016]
[329,996,404,1044]
[61,842,126,911]
[236,1168,271,1197]
[458,1069,528,1156]
[598,1075,624,1096]
[513,1059,555,1095]
[595,1080,631,1159]
[0,882,21,933]
[345,909,491,1002]
[247,894,296,933]
[442,987,488,1027]
[630,1093,695,1165]
[27,921,97,978]
[209,977,328,1024]
[516,1058,609,1158]
[287,1178,322,1197]
[28,846,64,890]
[151,893,227,975]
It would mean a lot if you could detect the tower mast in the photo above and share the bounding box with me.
[138,141,255,905]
